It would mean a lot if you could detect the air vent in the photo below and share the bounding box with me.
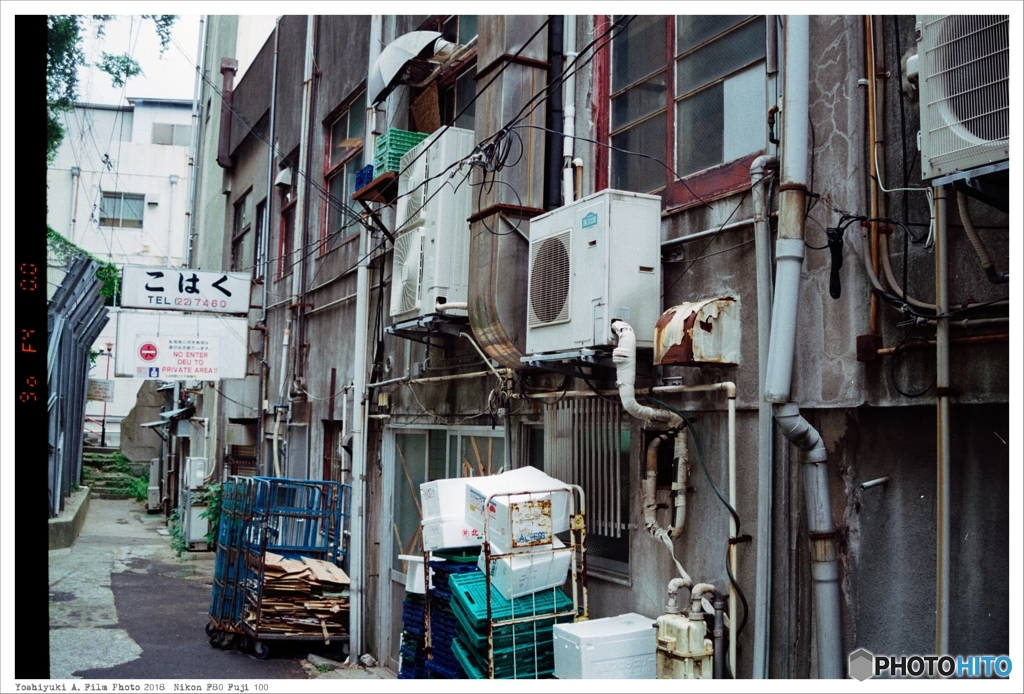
[395,142,428,233]
[528,231,572,327]
[919,15,1009,180]
[389,228,423,317]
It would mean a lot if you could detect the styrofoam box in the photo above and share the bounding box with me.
[421,516,483,552]
[420,477,472,521]
[553,613,657,679]
[477,537,572,600]
[465,468,572,553]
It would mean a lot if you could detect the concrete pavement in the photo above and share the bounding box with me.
[49,497,399,680]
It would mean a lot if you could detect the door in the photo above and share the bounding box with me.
[379,426,505,672]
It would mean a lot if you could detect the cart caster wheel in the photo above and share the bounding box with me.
[209,631,223,648]
[222,633,238,650]
[205,622,216,637]
[254,641,270,660]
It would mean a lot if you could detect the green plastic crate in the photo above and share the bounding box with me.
[451,596,568,652]
[372,128,429,175]
[452,636,555,680]
[448,572,573,631]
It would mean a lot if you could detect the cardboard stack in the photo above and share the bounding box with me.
[244,552,350,638]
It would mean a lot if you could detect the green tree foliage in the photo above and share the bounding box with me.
[46,14,178,163]
[47,224,121,301]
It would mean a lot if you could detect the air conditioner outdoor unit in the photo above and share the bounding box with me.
[185,456,207,490]
[390,126,475,320]
[917,15,1009,181]
[526,189,662,355]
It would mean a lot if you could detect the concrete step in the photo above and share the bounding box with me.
[83,446,120,456]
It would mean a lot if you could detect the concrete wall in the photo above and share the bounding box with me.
[188,13,1010,676]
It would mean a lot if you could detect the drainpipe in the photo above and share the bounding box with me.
[934,185,950,657]
[764,16,844,678]
[750,154,776,679]
[256,19,280,476]
[561,15,578,206]
[291,16,317,394]
[216,58,238,169]
[348,14,384,663]
[185,16,205,268]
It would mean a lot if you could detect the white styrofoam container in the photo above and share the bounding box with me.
[477,537,572,600]
[398,554,428,594]
[421,517,484,552]
[465,467,572,553]
[553,613,657,679]
[420,477,473,521]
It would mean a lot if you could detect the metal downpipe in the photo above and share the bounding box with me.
[349,14,384,663]
[751,154,776,678]
[934,185,950,656]
[765,16,844,678]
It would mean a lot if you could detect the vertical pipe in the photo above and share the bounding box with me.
[766,16,845,678]
[865,16,881,335]
[562,15,578,205]
[727,393,738,678]
[167,175,178,267]
[257,19,280,476]
[934,185,950,656]
[349,14,384,663]
[185,16,205,267]
[751,155,776,678]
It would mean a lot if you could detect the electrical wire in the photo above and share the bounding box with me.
[647,396,749,647]
[889,333,936,398]
[661,187,752,298]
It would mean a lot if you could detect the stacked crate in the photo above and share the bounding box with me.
[448,571,574,679]
[397,593,427,679]
[425,553,480,678]
[373,128,429,175]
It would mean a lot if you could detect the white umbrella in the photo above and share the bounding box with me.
[368,31,451,105]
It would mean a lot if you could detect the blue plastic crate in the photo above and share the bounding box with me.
[355,164,374,190]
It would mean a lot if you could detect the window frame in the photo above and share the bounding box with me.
[99,191,145,229]
[597,14,768,213]
[230,189,253,273]
[321,88,367,256]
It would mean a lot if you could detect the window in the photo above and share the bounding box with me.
[442,15,478,46]
[253,200,266,281]
[151,122,191,146]
[278,202,295,279]
[389,428,505,572]
[99,192,145,228]
[231,190,253,273]
[323,90,366,254]
[604,15,767,208]
[441,65,477,130]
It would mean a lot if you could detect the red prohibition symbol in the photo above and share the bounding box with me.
[139,342,159,362]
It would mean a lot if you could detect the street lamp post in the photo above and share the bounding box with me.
[101,341,113,447]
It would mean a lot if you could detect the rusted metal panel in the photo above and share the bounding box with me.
[509,497,554,548]
[654,297,741,366]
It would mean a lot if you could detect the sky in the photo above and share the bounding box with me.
[76,14,203,105]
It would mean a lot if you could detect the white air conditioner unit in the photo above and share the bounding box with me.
[526,189,662,355]
[917,15,1009,181]
[389,127,475,320]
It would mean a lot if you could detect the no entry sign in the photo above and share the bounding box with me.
[139,342,159,362]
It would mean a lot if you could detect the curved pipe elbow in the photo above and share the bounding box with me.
[774,403,827,463]
[611,321,682,429]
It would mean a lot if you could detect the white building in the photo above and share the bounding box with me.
[47,97,194,444]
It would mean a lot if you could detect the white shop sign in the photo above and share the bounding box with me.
[120,265,250,314]
[115,311,248,380]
